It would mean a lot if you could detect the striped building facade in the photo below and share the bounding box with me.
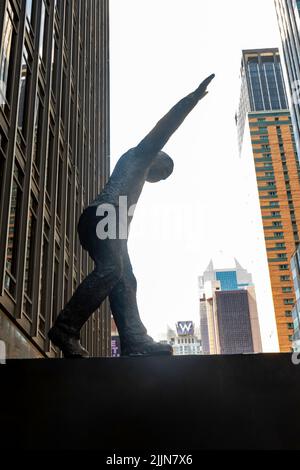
[0,0,111,358]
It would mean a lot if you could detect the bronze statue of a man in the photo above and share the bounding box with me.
[48,74,215,358]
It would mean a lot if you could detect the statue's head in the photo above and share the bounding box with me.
[146,151,174,183]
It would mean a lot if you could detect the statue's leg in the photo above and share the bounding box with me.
[48,212,124,357]
[54,249,123,337]
[109,248,147,341]
[109,247,173,357]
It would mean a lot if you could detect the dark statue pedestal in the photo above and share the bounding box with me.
[0,354,299,450]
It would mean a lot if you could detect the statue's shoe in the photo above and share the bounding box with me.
[121,338,173,357]
[48,325,90,358]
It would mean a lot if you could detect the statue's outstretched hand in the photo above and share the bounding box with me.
[136,73,215,156]
[195,74,215,100]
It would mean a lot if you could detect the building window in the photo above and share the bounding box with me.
[32,93,44,178]
[0,128,7,206]
[0,1,17,108]
[287,323,294,330]
[25,0,34,32]
[281,276,290,281]
[24,193,38,308]
[64,0,70,44]
[56,155,63,220]
[261,145,271,151]
[39,0,47,67]
[52,251,59,324]
[46,126,54,198]
[279,265,289,271]
[5,161,24,297]
[284,299,294,305]
[60,69,68,131]
[64,261,68,305]
[54,0,62,17]
[282,287,293,293]
[66,169,72,241]
[285,311,292,317]
[17,44,32,143]
[39,233,49,337]
[51,30,59,96]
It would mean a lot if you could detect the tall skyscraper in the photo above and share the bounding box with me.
[274,0,300,157]
[0,1,110,358]
[199,259,262,355]
[237,48,300,352]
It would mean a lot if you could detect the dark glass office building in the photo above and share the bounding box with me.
[0,0,111,358]
[215,291,254,355]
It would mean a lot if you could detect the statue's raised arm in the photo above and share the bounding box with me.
[136,74,215,158]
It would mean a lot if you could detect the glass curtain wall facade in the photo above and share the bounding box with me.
[0,0,110,358]
[237,49,289,154]
[275,0,300,157]
[291,246,300,351]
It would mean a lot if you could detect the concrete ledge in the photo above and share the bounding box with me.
[0,354,299,450]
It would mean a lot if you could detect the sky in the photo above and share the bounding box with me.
[110,0,283,351]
